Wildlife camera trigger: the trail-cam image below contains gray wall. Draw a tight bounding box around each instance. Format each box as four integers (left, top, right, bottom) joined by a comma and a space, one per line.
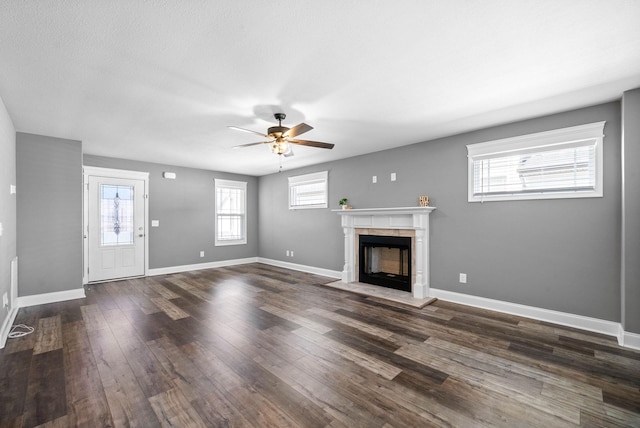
83, 156, 258, 269
0, 96, 16, 324
622, 89, 640, 334
259, 102, 622, 322
17, 133, 83, 297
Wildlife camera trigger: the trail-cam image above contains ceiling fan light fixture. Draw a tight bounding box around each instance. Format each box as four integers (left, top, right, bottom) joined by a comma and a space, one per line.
271, 140, 289, 155
230, 112, 334, 156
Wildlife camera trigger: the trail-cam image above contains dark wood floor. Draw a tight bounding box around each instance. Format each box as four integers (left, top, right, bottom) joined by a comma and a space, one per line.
1, 263, 639, 427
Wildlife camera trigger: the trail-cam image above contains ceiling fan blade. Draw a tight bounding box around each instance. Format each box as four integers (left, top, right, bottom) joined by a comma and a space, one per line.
288, 139, 335, 149
232, 141, 270, 148
228, 126, 268, 138
285, 123, 313, 138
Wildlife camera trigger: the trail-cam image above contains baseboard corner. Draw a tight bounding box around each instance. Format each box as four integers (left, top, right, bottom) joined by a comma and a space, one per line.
0, 306, 20, 349
620, 328, 640, 350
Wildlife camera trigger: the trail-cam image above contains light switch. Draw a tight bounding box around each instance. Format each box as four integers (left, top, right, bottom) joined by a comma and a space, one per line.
9, 185, 16, 194
151, 220, 159, 227
372, 175, 377, 183
390, 172, 397, 181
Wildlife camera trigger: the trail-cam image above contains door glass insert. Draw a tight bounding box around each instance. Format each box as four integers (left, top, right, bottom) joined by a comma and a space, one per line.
100, 184, 134, 246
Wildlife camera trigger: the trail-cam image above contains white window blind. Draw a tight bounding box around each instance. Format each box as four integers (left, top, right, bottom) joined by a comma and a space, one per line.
215, 179, 247, 245
288, 171, 328, 209
467, 121, 605, 202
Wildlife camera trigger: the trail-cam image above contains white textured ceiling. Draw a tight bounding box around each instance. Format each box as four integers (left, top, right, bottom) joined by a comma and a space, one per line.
1, 1, 639, 176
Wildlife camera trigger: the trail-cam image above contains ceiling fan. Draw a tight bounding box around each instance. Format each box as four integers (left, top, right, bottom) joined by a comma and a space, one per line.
229, 113, 334, 157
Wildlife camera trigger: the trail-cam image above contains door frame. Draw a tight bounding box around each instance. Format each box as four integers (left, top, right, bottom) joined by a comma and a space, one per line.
83, 166, 150, 284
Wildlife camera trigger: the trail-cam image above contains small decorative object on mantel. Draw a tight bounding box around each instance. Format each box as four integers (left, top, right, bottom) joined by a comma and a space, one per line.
418, 195, 430, 207
339, 198, 351, 210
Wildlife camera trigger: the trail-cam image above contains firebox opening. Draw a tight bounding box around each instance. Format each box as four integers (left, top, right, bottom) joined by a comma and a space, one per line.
359, 235, 411, 292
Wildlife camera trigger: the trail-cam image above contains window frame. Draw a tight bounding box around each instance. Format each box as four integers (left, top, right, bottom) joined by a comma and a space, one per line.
466, 121, 605, 202
214, 178, 247, 246
288, 170, 329, 210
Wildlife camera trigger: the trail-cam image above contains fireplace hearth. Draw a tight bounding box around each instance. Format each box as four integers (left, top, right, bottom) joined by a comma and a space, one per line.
359, 235, 411, 292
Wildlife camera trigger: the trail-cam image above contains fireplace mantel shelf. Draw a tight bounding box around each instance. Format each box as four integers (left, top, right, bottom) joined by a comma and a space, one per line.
333, 206, 435, 216
335, 206, 436, 299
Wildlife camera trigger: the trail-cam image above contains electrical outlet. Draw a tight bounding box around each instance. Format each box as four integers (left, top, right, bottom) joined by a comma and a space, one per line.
200, 251, 205, 257
372, 175, 377, 183
290, 251, 294, 257
459, 273, 467, 284
390, 172, 397, 181
286, 250, 290, 257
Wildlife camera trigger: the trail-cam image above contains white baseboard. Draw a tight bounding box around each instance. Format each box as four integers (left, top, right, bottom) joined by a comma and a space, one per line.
620, 328, 640, 350
257, 258, 342, 279
16, 288, 86, 308
148, 257, 259, 276
0, 306, 19, 349
430, 288, 626, 343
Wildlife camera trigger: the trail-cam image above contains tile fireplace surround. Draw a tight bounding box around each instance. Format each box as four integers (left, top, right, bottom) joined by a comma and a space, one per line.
335, 207, 436, 299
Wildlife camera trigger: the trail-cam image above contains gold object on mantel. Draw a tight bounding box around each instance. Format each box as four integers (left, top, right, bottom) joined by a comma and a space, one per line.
418, 195, 430, 207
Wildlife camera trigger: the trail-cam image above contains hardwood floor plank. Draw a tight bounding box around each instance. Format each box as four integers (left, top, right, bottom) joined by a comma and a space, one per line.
33, 315, 62, 355
260, 303, 332, 334
34, 414, 70, 428
2, 263, 639, 427
190, 392, 255, 428
293, 350, 455, 427
307, 306, 396, 339
182, 314, 337, 428
602, 403, 640, 426
147, 279, 181, 299
176, 338, 303, 427
22, 349, 67, 427
62, 320, 113, 427
150, 296, 190, 320
334, 307, 432, 342
579, 409, 635, 428
107, 312, 176, 399
293, 327, 402, 381
0, 349, 32, 421
179, 340, 270, 415
253, 352, 389, 427
148, 387, 208, 428
324, 327, 449, 385
145, 336, 220, 403
396, 341, 582, 425
165, 277, 214, 302
80, 304, 109, 333
88, 325, 159, 426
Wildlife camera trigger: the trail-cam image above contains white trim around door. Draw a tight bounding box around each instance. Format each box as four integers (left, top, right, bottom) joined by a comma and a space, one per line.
83, 166, 150, 284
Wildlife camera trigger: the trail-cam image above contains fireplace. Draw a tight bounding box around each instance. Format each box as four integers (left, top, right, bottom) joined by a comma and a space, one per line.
359, 235, 411, 291
335, 207, 435, 299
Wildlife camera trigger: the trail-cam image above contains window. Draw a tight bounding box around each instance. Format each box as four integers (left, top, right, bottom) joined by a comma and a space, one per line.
215, 179, 247, 246
100, 184, 134, 246
467, 121, 605, 202
288, 171, 328, 209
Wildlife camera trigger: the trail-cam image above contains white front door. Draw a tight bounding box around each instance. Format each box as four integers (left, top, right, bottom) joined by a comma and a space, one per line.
86, 174, 146, 282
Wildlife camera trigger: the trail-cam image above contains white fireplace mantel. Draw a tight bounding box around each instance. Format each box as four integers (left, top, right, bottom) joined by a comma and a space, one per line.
334, 206, 436, 299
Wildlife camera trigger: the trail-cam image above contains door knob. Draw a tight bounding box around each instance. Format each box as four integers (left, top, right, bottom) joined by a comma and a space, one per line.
138, 234, 144, 237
